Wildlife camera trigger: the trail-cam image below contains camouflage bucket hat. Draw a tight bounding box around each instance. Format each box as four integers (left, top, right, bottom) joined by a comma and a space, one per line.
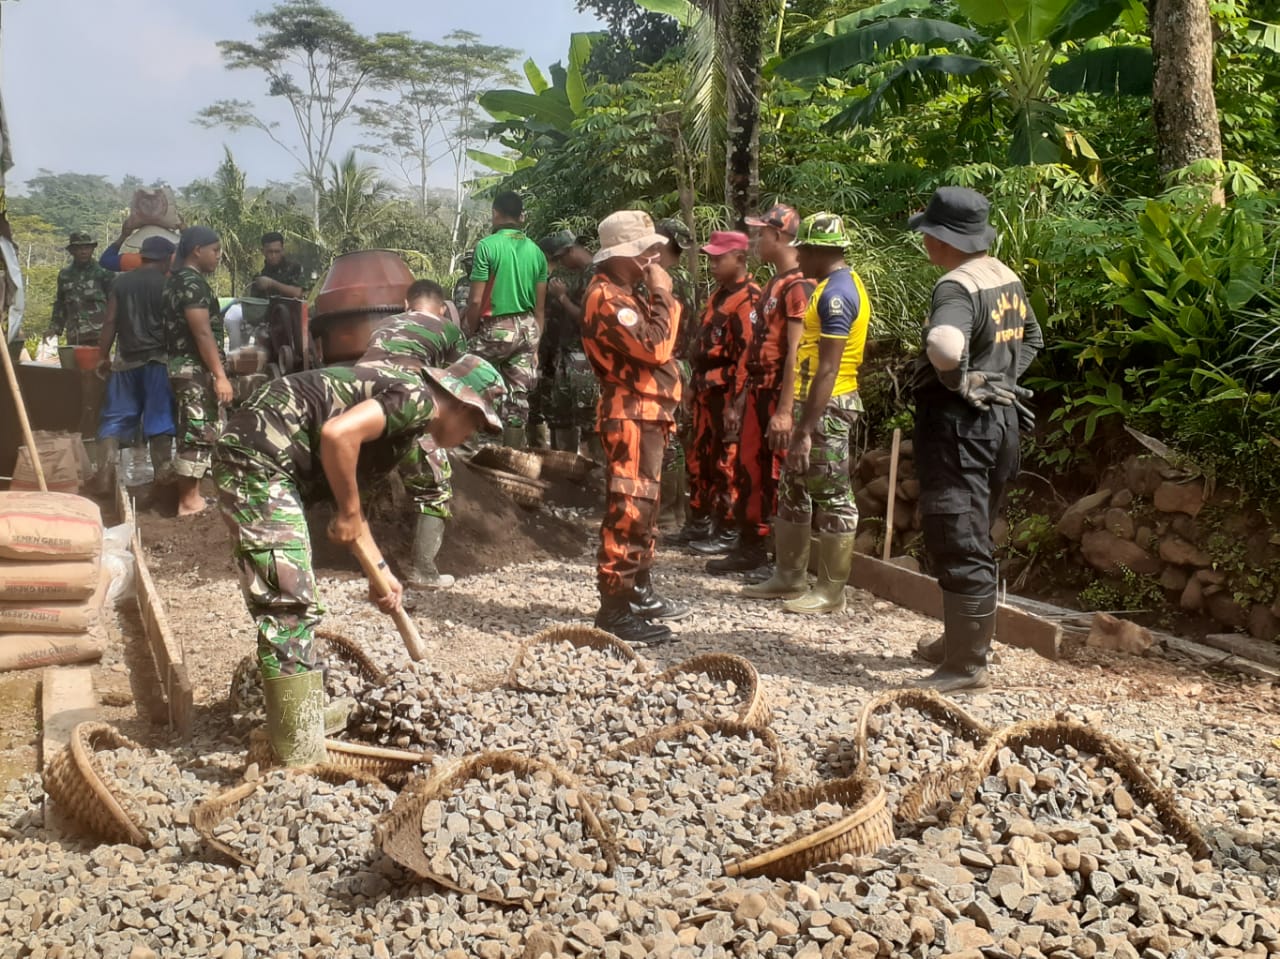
656, 218, 694, 251
66, 231, 96, 249
425, 354, 506, 433
791, 212, 850, 249
538, 229, 577, 260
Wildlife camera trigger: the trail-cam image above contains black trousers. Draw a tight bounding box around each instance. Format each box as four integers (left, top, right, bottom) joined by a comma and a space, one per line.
914, 398, 1019, 596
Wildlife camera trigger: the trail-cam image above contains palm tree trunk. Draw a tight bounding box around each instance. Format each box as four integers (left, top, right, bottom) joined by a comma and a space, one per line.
724, 0, 768, 227
1150, 0, 1222, 185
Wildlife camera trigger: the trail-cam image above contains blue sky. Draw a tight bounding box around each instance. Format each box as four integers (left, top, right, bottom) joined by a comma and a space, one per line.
1, 0, 602, 193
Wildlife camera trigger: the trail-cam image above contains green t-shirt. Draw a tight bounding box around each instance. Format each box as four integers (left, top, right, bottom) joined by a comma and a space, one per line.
470, 227, 548, 318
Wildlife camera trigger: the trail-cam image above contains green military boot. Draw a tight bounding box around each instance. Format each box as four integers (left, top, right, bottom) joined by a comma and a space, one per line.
783, 530, 855, 615
742, 519, 811, 600
262, 669, 327, 767
502, 424, 528, 449
406, 514, 455, 589
528, 422, 550, 449
552, 428, 580, 453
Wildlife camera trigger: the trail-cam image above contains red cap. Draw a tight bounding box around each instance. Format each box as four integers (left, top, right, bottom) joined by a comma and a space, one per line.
701, 231, 749, 256
745, 203, 801, 236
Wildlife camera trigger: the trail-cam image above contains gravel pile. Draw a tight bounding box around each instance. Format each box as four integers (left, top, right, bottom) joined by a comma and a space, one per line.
93, 747, 213, 853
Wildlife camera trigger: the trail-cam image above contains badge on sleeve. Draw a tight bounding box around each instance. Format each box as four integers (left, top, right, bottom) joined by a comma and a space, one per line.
617, 307, 639, 327
828, 295, 846, 316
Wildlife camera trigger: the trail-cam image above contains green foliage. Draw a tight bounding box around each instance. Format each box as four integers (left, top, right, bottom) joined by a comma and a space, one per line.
1078, 566, 1165, 611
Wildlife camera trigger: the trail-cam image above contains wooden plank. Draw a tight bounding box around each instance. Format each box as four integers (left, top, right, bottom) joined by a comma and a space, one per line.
40, 666, 97, 833
849, 553, 1061, 660
1199, 632, 1280, 670
1162, 635, 1280, 682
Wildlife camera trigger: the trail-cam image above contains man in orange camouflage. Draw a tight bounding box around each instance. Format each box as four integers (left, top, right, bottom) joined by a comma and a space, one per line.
683, 231, 762, 557
709, 204, 815, 575
581, 211, 691, 646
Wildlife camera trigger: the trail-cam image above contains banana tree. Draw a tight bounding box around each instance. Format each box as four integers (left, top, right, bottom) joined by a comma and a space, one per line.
776, 0, 1152, 166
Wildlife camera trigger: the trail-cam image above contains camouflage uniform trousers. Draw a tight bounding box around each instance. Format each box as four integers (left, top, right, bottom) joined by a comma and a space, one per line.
549, 349, 600, 432
776, 392, 863, 534
598, 419, 671, 598
662, 358, 692, 483
213, 458, 321, 678
168, 356, 222, 479
397, 438, 453, 519
471, 313, 540, 428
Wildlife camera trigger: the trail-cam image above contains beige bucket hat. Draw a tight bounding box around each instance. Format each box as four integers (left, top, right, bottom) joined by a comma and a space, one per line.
592, 210, 667, 265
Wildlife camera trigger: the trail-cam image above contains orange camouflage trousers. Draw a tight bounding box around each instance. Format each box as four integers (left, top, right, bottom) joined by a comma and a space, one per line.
688, 386, 738, 523
598, 418, 671, 598
734, 385, 783, 539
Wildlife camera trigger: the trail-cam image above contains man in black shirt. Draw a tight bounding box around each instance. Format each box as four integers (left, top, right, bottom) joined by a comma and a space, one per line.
908, 187, 1043, 692
250, 232, 308, 298
93, 236, 178, 492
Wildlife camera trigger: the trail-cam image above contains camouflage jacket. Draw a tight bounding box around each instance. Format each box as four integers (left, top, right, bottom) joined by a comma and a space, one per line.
52, 261, 114, 343
359, 311, 468, 376
256, 257, 309, 296
163, 267, 225, 369
452, 277, 472, 318
668, 266, 699, 361
216, 365, 437, 502
543, 266, 592, 366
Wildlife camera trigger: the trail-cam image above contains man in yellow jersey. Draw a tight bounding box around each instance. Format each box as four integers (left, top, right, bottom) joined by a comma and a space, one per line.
743, 213, 870, 614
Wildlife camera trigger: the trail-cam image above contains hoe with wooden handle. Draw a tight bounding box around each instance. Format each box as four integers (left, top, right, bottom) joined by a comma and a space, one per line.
350, 529, 427, 662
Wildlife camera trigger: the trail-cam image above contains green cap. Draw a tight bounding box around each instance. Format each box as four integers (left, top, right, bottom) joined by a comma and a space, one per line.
425, 354, 506, 433
791, 212, 849, 249
67, 231, 96, 249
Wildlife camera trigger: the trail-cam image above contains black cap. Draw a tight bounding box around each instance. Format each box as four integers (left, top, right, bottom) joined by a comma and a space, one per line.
908, 187, 997, 254
140, 236, 176, 261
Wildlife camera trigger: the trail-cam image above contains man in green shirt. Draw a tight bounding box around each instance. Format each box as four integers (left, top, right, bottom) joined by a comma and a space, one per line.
463, 191, 548, 448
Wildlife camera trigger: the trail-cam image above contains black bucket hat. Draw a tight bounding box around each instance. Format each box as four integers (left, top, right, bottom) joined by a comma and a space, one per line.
908, 187, 997, 254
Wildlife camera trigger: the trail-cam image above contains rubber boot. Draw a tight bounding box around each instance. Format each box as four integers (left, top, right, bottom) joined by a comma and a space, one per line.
583, 431, 605, 464
667, 512, 712, 547
917, 591, 996, 693
630, 569, 692, 621
595, 593, 674, 647
262, 669, 327, 767
707, 529, 768, 575
657, 470, 681, 531
742, 519, 810, 599
502, 424, 528, 450
784, 531, 855, 615
916, 633, 946, 664
90, 436, 120, 496
528, 422, 550, 450
325, 698, 356, 735
149, 435, 175, 486
406, 514, 455, 589
552, 428, 580, 453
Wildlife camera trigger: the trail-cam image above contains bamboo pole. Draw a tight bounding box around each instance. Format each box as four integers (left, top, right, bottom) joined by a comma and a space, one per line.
881, 428, 902, 562
1, 331, 46, 492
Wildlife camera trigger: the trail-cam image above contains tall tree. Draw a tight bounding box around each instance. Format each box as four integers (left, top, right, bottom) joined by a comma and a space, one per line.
1149, 0, 1223, 181
577, 0, 684, 78
317, 150, 396, 254
194, 0, 399, 230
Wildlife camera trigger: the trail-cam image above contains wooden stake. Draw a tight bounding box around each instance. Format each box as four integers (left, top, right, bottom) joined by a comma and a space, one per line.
350, 531, 427, 662
881, 428, 901, 562
0, 335, 46, 492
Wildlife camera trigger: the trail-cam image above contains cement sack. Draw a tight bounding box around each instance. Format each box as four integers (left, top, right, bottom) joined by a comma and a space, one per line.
0, 565, 105, 633
0, 492, 102, 560
0, 559, 100, 601
0, 632, 102, 672
12, 431, 91, 493
129, 187, 182, 231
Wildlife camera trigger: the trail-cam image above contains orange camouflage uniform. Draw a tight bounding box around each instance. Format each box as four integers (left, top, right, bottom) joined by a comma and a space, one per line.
734, 268, 814, 538
582, 272, 683, 597
688, 276, 761, 526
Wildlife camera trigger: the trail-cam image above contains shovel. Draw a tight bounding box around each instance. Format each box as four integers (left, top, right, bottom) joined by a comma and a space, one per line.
350, 529, 427, 662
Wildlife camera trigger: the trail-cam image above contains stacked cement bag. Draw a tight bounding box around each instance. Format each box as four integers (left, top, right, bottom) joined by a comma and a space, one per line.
0, 492, 106, 672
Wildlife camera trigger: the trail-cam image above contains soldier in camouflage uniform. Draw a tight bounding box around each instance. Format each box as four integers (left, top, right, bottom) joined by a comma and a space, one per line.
655, 219, 697, 531
163, 227, 232, 517
52, 232, 115, 346
539, 230, 601, 456
359, 279, 467, 590
744, 214, 871, 615
249, 231, 310, 298
451, 251, 475, 320
213, 355, 504, 765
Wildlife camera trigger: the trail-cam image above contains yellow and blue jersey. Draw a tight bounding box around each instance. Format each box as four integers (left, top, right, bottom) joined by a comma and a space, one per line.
794, 267, 871, 401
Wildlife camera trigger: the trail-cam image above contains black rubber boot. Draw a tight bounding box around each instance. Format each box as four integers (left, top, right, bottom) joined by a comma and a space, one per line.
595, 593, 674, 647
667, 513, 712, 546
630, 569, 692, 621
917, 591, 996, 693
915, 633, 945, 664
706, 530, 768, 575
689, 519, 739, 555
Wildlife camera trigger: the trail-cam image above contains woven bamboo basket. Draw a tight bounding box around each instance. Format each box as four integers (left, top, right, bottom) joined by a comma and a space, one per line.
192, 764, 385, 866
640, 653, 770, 728
527, 448, 594, 483
895, 759, 972, 826
43, 722, 151, 847
724, 776, 893, 881
466, 463, 551, 507
853, 688, 990, 777
315, 628, 389, 685
376, 751, 619, 903
944, 718, 1211, 860
468, 446, 544, 480
606, 718, 792, 788
505, 624, 643, 691
246, 728, 431, 780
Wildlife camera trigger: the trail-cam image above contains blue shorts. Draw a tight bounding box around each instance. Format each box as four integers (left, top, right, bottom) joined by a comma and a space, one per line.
98, 363, 176, 441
